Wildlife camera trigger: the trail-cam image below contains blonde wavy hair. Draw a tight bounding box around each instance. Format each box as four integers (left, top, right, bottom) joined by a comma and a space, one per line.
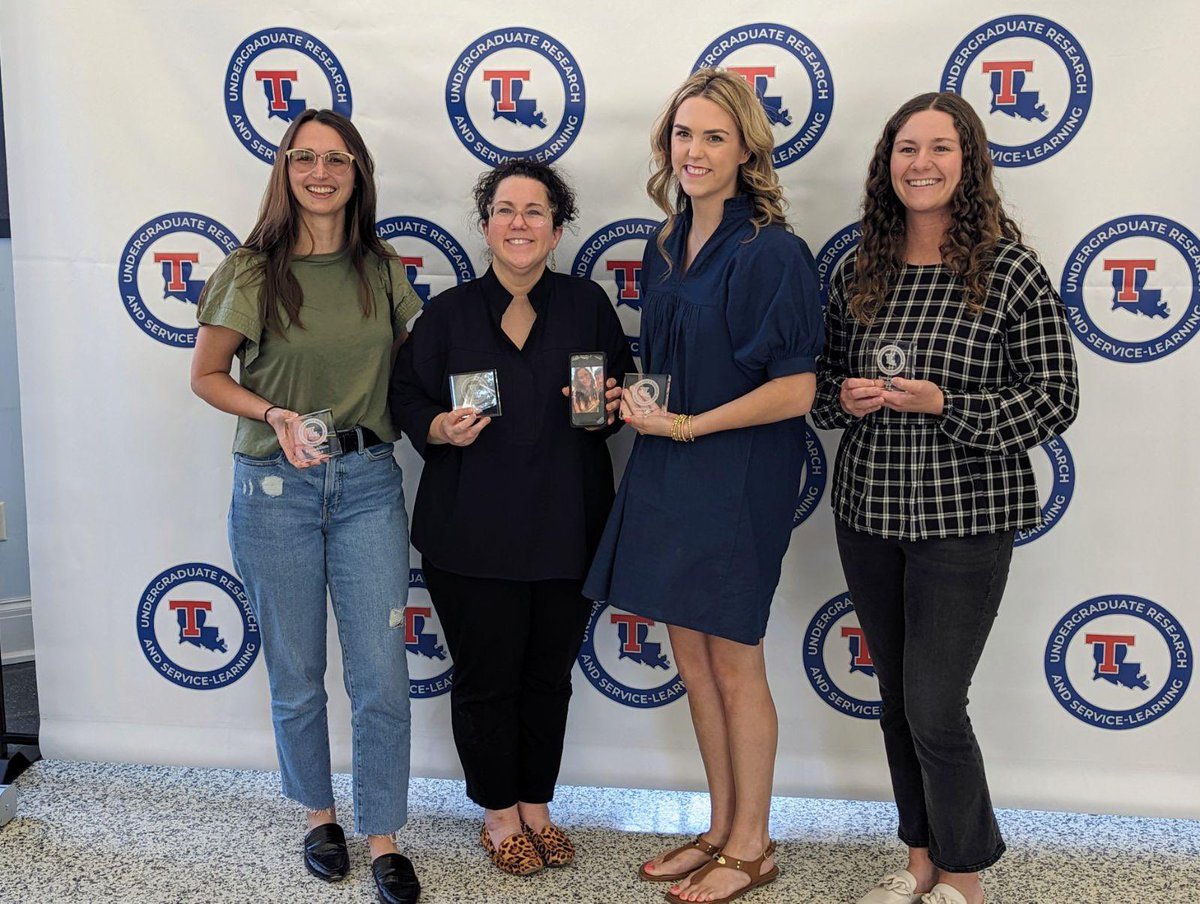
647, 69, 789, 271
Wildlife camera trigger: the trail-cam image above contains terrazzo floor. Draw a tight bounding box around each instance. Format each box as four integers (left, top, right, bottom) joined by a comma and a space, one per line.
0, 760, 1196, 903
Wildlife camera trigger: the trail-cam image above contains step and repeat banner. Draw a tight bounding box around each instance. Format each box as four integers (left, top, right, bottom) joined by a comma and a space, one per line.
3, 2, 1197, 818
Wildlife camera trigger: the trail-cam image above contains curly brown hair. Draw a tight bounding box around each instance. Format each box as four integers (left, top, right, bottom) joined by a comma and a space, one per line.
647, 69, 789, 273
849, 92, 1023, 325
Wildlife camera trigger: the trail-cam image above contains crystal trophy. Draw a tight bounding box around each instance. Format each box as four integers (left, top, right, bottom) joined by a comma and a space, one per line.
875, 340, 914, 390
622, 373, 671, 417
449, 369, 502, 417
289, 408, 340, 462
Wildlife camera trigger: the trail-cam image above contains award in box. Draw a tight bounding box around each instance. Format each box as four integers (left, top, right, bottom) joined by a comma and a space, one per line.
569, 352, 607, 427
449, 369, 502, 417
622, 373, 671, 417
290, 408, 340, 462
875, 340, 914, 391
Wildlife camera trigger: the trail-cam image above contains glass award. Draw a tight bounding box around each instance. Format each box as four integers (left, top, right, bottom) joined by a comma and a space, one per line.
449, 369, 502, 417
569, 352, 607, 428
290, 408, 340, 462
622, 372, 671, 417
875, 340, 914, 391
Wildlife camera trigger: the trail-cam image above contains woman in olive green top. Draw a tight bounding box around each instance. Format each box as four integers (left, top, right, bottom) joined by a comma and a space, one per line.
191, 109, 421, 904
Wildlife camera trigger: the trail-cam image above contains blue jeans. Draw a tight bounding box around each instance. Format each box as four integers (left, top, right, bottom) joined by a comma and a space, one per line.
835, 520, 1014, 873
229, 442, 411, 835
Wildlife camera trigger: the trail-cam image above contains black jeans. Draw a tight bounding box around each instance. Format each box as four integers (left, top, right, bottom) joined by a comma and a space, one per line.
422, 559, 593, 811
834, 521, 1015, 873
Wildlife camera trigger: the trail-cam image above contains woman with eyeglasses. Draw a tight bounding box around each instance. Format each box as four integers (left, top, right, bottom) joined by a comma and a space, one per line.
191, 109, 422, 904
389, 159, 634, 876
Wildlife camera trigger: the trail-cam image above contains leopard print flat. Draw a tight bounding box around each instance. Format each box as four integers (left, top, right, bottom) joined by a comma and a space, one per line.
479, 823, 544, 876
522, 821, 575, 867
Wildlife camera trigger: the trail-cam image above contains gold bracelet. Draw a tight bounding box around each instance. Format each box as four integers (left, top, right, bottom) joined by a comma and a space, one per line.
671, 413, 686, 442
685, 414, 696, 442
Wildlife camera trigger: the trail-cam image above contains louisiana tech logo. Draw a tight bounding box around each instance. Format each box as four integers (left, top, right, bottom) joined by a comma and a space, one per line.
793, 424, 827, 530
1061, 215, 1200, 363
941, 15, 1092, 167
119, 212, 239, 347
1045, 595, 1191, 729
377, 216, 476, 306
225, 27, 352, 164
572, 218, 657, 356
137, 563, 259, 690
446, 27, 585, 165
1015, 436, 1074, 547
815, 222, 861, 306
803, 592, 881, 719
694, 24, 834, 167
405, 569, 453, 699
577, 602, 685, 708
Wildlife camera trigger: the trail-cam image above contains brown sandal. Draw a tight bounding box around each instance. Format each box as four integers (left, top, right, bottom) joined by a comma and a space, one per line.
522, 820, 575, 867
664, 840, 778, 904
479, 823, 544, 876
638, 835, 721, 882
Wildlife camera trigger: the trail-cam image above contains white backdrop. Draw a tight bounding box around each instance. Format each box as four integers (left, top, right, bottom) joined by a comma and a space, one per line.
3, 1, 1198, 819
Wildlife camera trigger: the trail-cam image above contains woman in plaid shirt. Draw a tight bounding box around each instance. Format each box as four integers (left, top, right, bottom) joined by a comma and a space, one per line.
812, 93, 1079, 904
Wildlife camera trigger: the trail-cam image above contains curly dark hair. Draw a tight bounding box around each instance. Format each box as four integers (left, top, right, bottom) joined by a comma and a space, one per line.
849, 92, 1024, 325
472, 160, 578, 229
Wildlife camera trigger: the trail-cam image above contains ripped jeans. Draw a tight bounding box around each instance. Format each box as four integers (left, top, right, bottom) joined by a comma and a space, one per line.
229, 442, 411, 835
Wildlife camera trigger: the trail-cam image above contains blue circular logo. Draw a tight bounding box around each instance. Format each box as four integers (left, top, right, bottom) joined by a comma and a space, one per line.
225, 27, 353, 164
577, 602, 686, 708
1045, 595, 1191, 730
376, 216, 476, 308
694, 23, 834, 167
136, 563, 260, 689
815, 222, 861, 306
404, 569, 454, 699
1060, 215, 1200, 363
119, 212, 240, 348
572, 218, 657, 361
802, 592, 881, 720
445, 27, 585, 165
941, 15, 1093, 167
1015, 436, 1075, 547
793, 424, 827, 530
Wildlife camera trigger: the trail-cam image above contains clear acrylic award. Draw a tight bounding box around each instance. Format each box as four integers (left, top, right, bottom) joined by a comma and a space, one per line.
289, 408, 340, 462
875, 340, 914, 391
449, 369, 502, 417
622, 373, 671, 417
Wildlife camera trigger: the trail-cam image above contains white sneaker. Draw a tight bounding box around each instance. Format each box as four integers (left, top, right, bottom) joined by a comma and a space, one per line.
920, 884, 969, 904
856, 869, 921, 904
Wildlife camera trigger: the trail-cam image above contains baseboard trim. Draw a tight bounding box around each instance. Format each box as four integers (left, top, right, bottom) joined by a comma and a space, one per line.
0, 596, 33, 664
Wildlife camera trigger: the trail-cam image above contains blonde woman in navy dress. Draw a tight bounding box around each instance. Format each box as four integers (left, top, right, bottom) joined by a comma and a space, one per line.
585, 69, 824, 904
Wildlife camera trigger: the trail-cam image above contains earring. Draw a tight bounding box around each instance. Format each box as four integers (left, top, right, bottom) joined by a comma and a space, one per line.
549, 250, 557, 271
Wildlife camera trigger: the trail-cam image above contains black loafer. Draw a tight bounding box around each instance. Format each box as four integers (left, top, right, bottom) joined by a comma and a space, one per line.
303, 823, 350, 882
372, 852, 421, 904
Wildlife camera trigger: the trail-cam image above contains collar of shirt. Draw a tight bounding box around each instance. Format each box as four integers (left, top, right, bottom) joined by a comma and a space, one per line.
669, 194, 755, 274
480, 265, 553, 328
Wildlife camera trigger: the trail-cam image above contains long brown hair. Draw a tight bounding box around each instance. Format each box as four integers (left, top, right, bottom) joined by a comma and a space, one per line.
215, 109, 395, 337
849, 92, 1023, 325
647, 69, 789, 272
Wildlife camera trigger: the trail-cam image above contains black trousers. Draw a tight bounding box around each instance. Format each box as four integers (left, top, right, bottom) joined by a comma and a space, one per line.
834, 521, 1015, 873
422, 559, 593, 810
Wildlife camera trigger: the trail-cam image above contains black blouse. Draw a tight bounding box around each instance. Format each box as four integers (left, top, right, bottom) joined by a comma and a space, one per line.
389, 267, 634, 582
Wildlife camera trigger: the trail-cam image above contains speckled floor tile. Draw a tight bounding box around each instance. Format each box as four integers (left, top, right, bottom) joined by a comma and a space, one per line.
0, 761, 1195, 903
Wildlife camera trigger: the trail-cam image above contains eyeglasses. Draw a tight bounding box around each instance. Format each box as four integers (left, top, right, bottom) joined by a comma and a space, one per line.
488, 205, 551, 227
284, 148, 356, 174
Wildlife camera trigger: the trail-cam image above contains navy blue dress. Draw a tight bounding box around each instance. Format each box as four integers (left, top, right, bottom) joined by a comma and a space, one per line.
583, 195, 824, 644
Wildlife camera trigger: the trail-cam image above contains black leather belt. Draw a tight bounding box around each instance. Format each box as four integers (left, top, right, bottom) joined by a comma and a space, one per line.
335, 426, 385, 453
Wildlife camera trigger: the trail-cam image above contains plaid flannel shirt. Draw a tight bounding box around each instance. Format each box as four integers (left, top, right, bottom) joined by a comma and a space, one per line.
812, 239, 1080, 540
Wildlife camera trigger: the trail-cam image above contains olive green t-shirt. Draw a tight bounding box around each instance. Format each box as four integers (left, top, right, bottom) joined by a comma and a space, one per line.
197, 248, 423, 456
